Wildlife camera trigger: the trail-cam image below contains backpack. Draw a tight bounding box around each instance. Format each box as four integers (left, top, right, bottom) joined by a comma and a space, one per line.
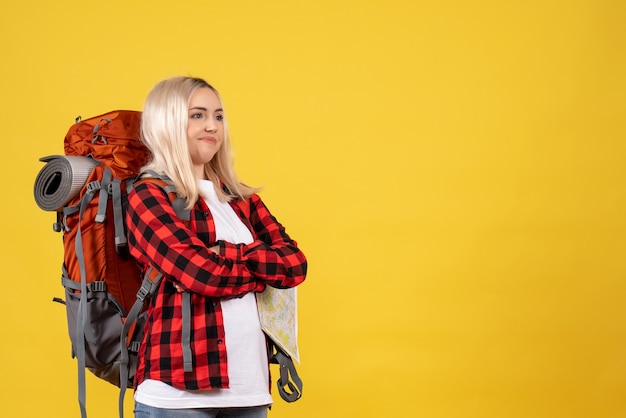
34, 110, 302, 418
34, 110, 155, 418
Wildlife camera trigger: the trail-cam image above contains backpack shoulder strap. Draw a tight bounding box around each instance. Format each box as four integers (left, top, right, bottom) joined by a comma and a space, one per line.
135, 171, 190, 221
119, 267, 164, 417
118, 172, 191, 418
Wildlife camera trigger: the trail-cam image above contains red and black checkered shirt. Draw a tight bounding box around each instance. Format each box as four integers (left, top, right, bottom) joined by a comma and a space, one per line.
126, 181, 307, 390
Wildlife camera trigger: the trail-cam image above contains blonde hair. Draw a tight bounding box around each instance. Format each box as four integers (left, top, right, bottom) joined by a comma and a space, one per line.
140, 76, 259, 208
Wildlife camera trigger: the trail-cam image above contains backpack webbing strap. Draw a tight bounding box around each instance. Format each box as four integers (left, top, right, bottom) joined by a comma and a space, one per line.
74, 180, 101, 418
62, 274, 107, 294
118, 267, 164, 418
140, 171, 191, 222
95, 168, 112, 223
111, 176, 127, 251
126, 177, 136, 194
182, 292, 193, 372
61, 267, 79, 290
271, 341, 303, 402
92, 117, 113, 143
141, 173, 193, 372
62, 205, 79, 231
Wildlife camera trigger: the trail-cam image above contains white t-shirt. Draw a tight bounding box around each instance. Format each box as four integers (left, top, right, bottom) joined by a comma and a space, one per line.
134, 179, 272, 408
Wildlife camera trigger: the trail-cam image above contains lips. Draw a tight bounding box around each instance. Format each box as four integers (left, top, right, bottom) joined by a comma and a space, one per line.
200, 136, 217, 144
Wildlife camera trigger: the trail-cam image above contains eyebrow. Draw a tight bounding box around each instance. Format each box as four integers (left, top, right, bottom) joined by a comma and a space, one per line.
188, 107, 224, 112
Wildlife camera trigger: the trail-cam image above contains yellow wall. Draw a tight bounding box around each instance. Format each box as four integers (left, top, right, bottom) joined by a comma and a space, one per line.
1, 0, 625, 417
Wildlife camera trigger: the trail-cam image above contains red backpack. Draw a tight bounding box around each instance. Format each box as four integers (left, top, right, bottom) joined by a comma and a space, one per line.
34, 111, 159, 418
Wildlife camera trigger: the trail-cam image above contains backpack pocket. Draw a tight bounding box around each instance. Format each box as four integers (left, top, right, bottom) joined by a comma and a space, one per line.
64, 285, 124, 371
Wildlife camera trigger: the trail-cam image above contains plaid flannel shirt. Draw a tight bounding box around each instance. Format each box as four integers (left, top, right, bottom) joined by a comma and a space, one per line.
126, 181, 307, 390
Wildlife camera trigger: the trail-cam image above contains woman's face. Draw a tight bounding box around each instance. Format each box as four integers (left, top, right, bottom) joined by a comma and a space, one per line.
186, 87, 224, 178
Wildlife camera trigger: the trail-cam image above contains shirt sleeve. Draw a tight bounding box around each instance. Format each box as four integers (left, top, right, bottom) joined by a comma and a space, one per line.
220, 193, 308, 289
126, 182, 261, 298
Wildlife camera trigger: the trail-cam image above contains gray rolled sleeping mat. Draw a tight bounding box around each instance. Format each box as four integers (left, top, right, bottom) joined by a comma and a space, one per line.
34, 155, 97, 212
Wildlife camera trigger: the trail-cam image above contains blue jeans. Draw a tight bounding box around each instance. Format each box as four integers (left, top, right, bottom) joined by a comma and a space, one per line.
134, 402, 269, 418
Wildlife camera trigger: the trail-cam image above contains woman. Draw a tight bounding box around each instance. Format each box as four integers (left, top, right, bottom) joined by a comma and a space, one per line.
126, 76, 307, 417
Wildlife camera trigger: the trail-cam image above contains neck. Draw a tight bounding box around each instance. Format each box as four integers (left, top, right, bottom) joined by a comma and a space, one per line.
194, 165, 207, 180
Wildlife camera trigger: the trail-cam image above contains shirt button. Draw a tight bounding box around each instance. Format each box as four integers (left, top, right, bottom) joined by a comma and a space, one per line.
217, 339, 223, 344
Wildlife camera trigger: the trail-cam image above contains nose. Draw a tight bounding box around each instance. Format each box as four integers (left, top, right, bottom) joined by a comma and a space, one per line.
204, 117, 217, 132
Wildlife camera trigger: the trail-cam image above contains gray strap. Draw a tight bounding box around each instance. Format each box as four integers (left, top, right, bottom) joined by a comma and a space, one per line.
95, 168, 112, 223
141, 171, 193, 372
140, 171, 190, 222
172, 197, 190, 221
60, 208, 76, 234
62, 276, 107, 294
62, 204, 81, 232
142, 169, 161, 179
63, 264, 107, 294
111, 177, 127, 250
63, 205, 80, 217
126, 177, 135, 194
119, 267, 164, 418
273, 343, 303, 402
74, 181, 101, 418
182, 292, 193, 372
61, 266, 80, 291
92, 118, 112, 144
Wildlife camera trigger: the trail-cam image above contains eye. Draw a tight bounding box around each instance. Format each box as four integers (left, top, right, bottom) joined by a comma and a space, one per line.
190, 112, 203, 119
215, 114, 224, 122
